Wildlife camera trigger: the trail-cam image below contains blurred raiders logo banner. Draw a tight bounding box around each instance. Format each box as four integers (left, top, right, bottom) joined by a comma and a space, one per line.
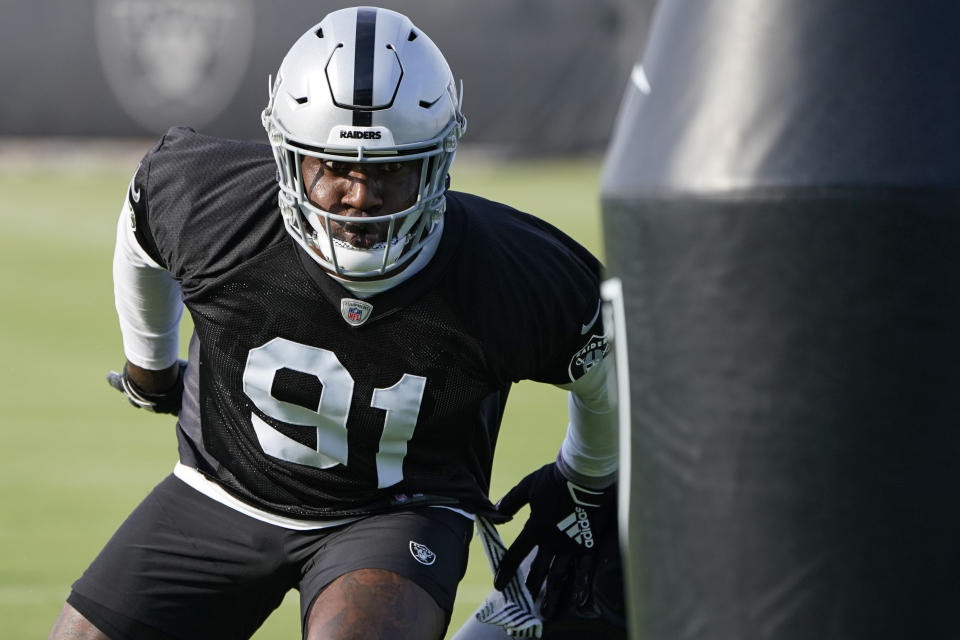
95, 0, 254, 133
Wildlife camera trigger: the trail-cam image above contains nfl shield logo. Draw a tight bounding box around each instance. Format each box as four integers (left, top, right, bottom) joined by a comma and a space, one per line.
409, 541, 436, 566
340, 298, 373, 327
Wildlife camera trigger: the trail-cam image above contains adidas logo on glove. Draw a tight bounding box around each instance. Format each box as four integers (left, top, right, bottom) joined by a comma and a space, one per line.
554, 479, 604, 548
556, 506, 595, 548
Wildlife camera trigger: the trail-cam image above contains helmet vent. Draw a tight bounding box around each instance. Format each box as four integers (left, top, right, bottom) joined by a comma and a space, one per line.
419, 95, 441, 109
408, 30, 417, 41
315, 27, 324, 38
294, 96, 309, 105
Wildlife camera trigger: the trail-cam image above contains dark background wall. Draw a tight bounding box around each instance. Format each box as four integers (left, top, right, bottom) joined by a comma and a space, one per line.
2, 0, 654, 155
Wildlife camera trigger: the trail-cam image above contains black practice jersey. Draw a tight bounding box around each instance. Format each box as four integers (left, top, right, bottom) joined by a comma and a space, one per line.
127, 127, 606, 520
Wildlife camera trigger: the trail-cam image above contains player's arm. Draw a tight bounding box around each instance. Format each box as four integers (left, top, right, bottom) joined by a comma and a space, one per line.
123, 361, 181, 393
493, 354, 617, 591
465, 356, 619, 638
555, 355, 618, 487
109, 184, 186, 414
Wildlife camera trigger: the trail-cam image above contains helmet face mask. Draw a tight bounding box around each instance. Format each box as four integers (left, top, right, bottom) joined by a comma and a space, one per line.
262, 7, 465, 280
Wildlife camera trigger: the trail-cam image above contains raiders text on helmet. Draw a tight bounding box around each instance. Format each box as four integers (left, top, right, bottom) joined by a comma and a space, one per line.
261, 6, 466, 279
340, 130, 383, 139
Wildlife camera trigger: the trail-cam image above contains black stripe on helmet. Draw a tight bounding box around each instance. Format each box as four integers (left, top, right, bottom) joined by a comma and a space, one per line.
352, 7, 376, 126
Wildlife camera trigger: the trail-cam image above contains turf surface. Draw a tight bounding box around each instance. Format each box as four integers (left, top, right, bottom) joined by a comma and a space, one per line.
0, 150, 604, 639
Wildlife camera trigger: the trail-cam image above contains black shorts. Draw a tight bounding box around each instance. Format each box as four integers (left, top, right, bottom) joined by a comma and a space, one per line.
68, 474, 473, 640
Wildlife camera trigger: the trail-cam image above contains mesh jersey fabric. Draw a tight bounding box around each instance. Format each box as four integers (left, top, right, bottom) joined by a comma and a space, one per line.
127, 126, 605, 520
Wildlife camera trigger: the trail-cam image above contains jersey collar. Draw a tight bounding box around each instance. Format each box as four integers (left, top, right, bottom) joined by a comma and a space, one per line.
294, 193, 465, 326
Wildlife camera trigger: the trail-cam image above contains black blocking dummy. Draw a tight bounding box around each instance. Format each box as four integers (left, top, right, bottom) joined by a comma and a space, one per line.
601, 1, 960, 638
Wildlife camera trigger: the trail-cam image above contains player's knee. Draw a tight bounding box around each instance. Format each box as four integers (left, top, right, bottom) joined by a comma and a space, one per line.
48, 603, 112, 640
306, 569, 447, 640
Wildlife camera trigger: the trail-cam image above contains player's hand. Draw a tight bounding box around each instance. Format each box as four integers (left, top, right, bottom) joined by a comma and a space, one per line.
533, 523, 627, 632
493, 462, 615, 592
106, 360, 187, 416
537, 552, 597, 620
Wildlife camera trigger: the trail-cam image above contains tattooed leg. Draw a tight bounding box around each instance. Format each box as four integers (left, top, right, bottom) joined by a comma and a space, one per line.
48, 604, 111, 640
305, 569, 447, 640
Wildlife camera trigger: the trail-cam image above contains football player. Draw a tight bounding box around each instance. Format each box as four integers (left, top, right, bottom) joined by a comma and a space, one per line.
49, 6, 616, 640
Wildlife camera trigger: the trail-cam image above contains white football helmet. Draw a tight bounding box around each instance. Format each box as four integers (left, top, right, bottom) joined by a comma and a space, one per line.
262, 6, 466, 279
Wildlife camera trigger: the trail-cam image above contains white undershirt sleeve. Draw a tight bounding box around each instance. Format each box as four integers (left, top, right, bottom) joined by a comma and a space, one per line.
112, 200, 183, 370
554, 355, 618, 489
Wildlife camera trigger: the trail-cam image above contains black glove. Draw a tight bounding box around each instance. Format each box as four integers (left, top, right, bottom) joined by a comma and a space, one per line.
535, 524, 627, 637
106, 361, 187, 416
493, 462, 615, 592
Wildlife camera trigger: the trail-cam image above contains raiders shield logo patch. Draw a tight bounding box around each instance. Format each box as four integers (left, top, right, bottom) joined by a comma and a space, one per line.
409, 541, 436, 566
340, 298, 373, 327
568, 334, 610, 381
94, 0, 254, 132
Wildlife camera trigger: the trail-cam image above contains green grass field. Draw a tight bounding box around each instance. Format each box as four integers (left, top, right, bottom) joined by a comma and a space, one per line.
0, 150, 604, 639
